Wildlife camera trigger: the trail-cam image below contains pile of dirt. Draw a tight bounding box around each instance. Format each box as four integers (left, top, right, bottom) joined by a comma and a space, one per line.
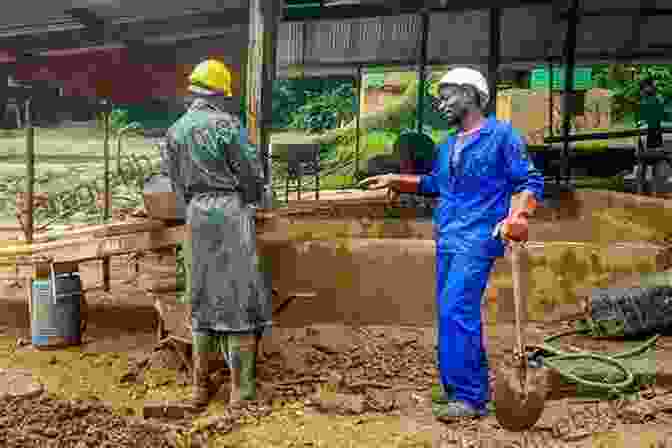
257, 325, 436, 400
127, 325, 436, 417
0, 393, 173, 447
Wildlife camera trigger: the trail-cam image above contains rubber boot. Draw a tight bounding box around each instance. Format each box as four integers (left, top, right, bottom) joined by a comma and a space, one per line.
228, 334, 258, 405
190, 351, 217, 408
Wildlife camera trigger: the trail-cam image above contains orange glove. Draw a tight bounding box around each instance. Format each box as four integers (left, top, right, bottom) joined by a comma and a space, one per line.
500, 209, 530, 242
498, 193, 538, 242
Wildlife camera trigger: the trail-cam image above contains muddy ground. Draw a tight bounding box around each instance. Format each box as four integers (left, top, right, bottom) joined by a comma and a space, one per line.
1, 242, 672, 446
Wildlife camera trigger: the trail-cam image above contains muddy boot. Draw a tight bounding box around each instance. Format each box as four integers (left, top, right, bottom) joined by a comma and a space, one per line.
228, 334, 258, 405
433, 400, 489, 422
189, 350, 216, 409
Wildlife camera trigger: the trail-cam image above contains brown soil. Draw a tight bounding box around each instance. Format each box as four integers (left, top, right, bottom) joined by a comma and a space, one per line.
0, 392, 173, 447
2, 231, 672, 446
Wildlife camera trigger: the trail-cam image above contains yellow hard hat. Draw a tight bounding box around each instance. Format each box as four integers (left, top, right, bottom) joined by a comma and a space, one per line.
188, 59, 233, 96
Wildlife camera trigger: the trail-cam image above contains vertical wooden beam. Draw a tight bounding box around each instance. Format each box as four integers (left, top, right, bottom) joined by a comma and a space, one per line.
24, 96, 34, 244
560, 0, 579, 185
487, 8, 501, 117
549, 60, 561, 185
548, 60, 554, 139
355, 65, 362, 180
103, 100, 111, 223
416, 9, 430, 132
102, 99, 111, 292
247, 0, 280, 209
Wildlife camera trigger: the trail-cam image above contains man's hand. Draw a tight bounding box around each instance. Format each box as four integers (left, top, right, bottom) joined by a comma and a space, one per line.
498, 209, 530, 242
357, 174, 396, 190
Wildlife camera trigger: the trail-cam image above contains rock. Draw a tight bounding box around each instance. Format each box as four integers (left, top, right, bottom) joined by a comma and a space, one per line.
620, 400, 657, 423
142, 401, 199, 419
364, 389, 398, 412
119, 370, 139, 384
0, 369, 44, 400
652, 394, 672, 413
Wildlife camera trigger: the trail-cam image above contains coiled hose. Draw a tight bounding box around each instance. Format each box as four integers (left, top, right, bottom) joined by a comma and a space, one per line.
531, 329, 659, 392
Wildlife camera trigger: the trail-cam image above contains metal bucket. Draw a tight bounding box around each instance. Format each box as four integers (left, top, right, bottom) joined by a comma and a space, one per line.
30, 267, 84, 349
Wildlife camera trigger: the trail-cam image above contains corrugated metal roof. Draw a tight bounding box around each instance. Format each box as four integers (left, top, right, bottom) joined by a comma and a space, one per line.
1, 1, 672, 81
276, 1, 672, 77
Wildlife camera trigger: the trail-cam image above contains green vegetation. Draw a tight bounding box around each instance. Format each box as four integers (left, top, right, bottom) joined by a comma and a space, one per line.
0, 127, 158, 226
592, 64, 672, 124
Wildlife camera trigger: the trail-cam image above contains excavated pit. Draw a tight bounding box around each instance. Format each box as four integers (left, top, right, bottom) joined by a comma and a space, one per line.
0, 188, 671, 445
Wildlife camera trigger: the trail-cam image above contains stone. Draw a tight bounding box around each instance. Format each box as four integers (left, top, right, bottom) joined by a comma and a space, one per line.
142, 401, 199, 419
0, 368, 44, 400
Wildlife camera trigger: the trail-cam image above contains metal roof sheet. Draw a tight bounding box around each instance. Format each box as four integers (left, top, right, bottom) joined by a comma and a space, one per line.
1, 1, 672, 80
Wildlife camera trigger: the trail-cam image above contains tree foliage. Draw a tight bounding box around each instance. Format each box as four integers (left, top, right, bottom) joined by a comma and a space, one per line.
271, 78, 355, 131
288, 83, 355, 133
592, 64, 672, 123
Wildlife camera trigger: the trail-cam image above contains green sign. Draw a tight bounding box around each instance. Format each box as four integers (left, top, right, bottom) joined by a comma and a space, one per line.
364, 73, 385, 88
530, 67, 593, 91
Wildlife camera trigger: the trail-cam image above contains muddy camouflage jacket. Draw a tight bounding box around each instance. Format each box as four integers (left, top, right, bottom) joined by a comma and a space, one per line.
161, 98, 264, 206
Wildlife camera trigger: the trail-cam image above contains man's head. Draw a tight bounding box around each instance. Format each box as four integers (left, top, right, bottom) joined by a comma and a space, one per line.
640, 78, 657, 97
189, 59, 234, 97
435, 67, 489, 127
187, 59, 237, 112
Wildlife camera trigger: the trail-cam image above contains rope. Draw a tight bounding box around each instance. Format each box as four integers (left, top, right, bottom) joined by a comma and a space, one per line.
531, 329, 659, 392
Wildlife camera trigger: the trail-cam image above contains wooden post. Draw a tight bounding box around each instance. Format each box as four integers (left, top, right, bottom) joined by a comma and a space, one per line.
102, 100, 111, 292
24, 97, 34, 244
548, 60, 554, 139
246, 0, 280, 209
416, 10, 430, 132
354, 66, 362, 180
487, 8, 501, 117
560, 0, 579, 185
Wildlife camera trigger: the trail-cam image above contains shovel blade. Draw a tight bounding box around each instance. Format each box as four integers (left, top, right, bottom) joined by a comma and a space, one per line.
493, 365, 548, 432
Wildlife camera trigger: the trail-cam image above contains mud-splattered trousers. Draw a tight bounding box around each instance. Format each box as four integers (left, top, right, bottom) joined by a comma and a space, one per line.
163, 98, 272, 403
418, 116, 544, 411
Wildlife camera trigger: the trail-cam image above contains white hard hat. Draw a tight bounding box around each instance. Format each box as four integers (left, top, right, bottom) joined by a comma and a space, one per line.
438, 67, 489, 107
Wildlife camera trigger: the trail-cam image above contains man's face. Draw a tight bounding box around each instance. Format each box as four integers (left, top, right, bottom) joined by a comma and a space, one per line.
435, 84, 478, 126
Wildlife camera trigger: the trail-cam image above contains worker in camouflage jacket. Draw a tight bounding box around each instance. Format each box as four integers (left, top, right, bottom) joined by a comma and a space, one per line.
161, 59, 272, 408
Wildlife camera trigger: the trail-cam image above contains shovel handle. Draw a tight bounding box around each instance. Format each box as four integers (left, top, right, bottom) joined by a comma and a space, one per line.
510, 241, 528, 361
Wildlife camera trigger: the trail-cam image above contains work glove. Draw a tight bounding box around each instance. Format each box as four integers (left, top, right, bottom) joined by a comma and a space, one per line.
497, 209, 530, 242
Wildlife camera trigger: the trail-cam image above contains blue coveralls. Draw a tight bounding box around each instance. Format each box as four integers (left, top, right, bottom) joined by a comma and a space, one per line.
418, 116, 544, 411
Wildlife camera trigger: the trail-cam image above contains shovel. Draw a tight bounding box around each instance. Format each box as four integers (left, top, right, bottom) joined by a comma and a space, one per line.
491, 225, 548, 432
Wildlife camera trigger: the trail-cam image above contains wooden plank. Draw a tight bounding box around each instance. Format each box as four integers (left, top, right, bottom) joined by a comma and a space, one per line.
0, 225, 185, 265
26, 219, 168, 243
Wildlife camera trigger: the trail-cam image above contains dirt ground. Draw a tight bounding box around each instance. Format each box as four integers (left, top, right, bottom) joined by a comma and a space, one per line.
1, 235, 672, 446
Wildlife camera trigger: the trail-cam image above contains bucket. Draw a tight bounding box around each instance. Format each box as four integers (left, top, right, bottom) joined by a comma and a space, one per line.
30, 265, 85, 349
143, 174, 186, 221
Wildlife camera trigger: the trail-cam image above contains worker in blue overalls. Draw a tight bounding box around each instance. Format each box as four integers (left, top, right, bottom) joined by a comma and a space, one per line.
359, 67, 544, 421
